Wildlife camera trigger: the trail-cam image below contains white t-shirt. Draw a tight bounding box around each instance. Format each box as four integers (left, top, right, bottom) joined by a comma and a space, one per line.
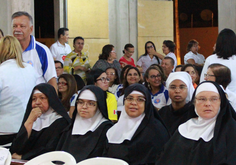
184, 51, 205, 65
226, 88, 236, 111
200, 54, 236, 93
166, 52, 177, 70
0, 59, 37, 133
50, 41, 72, 64
137, 55, 161, 73
23, 35, 57, 84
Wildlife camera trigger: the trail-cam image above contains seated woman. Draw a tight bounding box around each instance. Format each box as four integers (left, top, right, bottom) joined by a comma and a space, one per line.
0, 36, 37, 147
181, 64, 198, 88
119, 43, 136, 68
162, 40, 177, 70
157, 81, 236, 165
106, 67, 120, 94
184, 39, 205, 66
92, 44, 121, 77
58, 74, 77, 113
10, 83, 71, 160
117, 66, 142, 113
105, 83, 169, 165
87, 69, 118, 121
144, 65, 170, 110
204, 63, 236, 111
158, 72, 195, 135
56, 85, 113, 163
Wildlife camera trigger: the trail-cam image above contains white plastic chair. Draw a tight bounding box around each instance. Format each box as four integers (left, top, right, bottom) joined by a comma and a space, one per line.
77, 157, 129, 165
24, 151, 76, 165
0, 147, 11, 165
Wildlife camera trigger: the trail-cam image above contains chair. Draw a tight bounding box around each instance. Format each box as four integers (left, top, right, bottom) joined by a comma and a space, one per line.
24, 151, 76, 165
77, 157, 129, 165
0, 147, 11, 165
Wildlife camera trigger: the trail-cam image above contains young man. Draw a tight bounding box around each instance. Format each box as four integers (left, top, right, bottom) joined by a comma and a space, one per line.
50, 28, 72, 64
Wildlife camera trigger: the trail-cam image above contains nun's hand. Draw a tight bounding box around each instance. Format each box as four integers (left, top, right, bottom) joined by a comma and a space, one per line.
27, 107, 42, 123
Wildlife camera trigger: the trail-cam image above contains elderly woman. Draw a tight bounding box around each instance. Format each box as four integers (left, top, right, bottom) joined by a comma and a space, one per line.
105, 84, 169, 165
56, 85, 113, 163
0, 36, 36, 147
10, 83, 71, 160
158, 72, 195, 135
92, 44, 121, 77
157, 81, 236, 164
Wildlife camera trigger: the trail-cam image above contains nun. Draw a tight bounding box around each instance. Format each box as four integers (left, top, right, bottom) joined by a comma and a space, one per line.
105, 83, 169, 165
158, 72, 195, 135
56, 85, 113, 163
10, 83, 71, 160
157, 81, 236, 165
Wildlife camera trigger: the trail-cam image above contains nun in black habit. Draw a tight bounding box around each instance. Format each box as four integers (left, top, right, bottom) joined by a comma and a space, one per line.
104, 83, 169, 165
56, 85, 113, 163
10, 83, 71, 160
158, 72, 195, 135
157, 81, 236, 165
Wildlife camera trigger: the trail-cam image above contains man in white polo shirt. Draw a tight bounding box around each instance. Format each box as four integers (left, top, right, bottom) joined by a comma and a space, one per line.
12, 11, 57, 91
50, 28, 72, 64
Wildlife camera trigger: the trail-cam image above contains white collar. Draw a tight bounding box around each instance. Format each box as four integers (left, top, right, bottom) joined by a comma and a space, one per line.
72, 110, 107, 135
32, 108, 62, 131
106, 107, 145, 144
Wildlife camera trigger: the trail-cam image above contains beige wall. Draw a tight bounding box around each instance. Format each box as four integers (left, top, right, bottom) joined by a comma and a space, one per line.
67, 0, 110, 66
137, 0, 174, 57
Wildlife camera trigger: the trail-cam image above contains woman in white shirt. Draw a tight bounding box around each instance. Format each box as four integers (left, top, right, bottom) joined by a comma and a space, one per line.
162, 40, 177, 70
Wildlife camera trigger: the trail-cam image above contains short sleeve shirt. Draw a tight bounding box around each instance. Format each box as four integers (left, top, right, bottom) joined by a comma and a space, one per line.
184, 51, 205, 65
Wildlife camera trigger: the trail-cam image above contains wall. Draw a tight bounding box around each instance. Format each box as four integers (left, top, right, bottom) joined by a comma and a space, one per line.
179, 27, 218, 64
137, 0, 174, 57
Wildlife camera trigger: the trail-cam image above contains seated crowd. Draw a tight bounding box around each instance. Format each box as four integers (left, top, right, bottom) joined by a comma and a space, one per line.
2, 13, 236, 164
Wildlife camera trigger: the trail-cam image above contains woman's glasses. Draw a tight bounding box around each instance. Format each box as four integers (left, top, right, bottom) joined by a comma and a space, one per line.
146, 45, 154, 49
96, 77, 110, 83
57, 82, 68, 86
125, 97, 146, 104
77, 100, 97, 107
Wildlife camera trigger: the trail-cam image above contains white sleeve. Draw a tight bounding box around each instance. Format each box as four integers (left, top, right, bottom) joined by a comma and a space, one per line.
200, 56, 210, 82
136, 57, 143, 66
70, 93, 78, 106
50, 44, 57, 58
43, 46, 57, 82
184, 52, 193, 64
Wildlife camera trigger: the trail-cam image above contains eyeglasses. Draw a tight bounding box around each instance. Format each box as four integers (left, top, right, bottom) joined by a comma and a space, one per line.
204, 74, 215, 78
56, 67, 62, 69
169, 85, 187, 91
195, 97, 220, 104
77, 100, 97, 107
96, 77, 110, 83
150, 74, 161, 79
146, 45, 154, 49
57, 82, 68, 86
125, 97, 146, 104
106, 72, 115, 76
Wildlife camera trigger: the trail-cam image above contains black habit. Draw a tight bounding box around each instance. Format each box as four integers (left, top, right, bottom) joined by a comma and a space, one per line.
10, 83, 71, 160
104, 83, 170, 165
158, 102, 194, 135
157, 81, 236, 165
56, 85, 113, 163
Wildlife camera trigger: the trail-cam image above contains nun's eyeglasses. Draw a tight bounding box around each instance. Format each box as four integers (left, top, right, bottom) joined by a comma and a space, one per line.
125, 97, 146, 104
77, 100, 97, 107
96, 77, 110, 83
195, 97, 220, 104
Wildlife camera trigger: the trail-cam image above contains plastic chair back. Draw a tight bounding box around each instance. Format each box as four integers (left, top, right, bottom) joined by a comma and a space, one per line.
0, 147, 11, 165
77, 157, 129, 165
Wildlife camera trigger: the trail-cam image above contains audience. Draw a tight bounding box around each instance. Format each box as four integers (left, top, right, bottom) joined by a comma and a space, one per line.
64, 36, 90, 83
105, 84, 169, 165
137, 41, 163, 74
106, 67, 120, 94
200, 28, 236, 93
50, 28, 72, 64
56, 85, 113, 163
158, 72, 194, 135
175, 64, 183, 72
144, 65, 170, 110
92, 44, 121, 77
119, 43, 136, 68
0, 36, 37, 147
12, 11, 57, 91
157, 81, 236, 164
181, 64, 198, 88
162, 40, 177, 70
54, 60, 64, 78
10, 83, 70, 160
161, 56, 175, 78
